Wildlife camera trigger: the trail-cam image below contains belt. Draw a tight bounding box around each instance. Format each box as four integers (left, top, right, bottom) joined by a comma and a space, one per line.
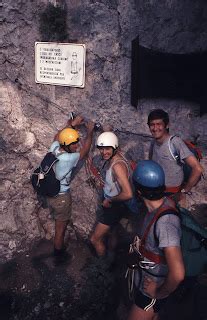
165, 185, 181, 194
56, 189, 70, 196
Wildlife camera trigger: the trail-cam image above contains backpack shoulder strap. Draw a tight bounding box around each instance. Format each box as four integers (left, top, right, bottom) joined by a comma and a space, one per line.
168, 135, 181, 163
141, 205, 178, 245
153, 208, 180, 243
40, 152, 59, 174
139, 204, 179, 264
149, 140, 155, 160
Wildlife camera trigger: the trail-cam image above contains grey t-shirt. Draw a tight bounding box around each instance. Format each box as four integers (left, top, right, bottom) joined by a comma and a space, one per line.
136, 198, 182, 297
150, 136, 193, 187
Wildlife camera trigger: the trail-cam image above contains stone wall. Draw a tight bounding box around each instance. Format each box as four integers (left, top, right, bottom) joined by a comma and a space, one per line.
1, 0, 207, 261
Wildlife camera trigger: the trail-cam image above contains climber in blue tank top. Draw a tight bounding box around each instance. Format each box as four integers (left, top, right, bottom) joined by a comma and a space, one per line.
47, 115, 95, 264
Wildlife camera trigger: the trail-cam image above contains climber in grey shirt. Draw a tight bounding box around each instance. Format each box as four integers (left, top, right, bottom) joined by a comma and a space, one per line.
147, 109, 203, 206
127, 160, 185, 320
149, 135, 192, 188
138, 196, 182, 297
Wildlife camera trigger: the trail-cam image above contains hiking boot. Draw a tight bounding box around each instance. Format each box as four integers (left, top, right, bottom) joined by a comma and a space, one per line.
85, 240, 99, 257
53, 248, 72, 266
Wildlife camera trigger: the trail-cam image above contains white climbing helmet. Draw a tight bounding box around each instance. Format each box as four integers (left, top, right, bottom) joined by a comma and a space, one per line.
96, 132, 119, 149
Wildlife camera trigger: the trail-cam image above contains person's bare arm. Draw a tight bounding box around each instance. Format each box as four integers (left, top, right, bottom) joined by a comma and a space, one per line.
79, 121, 95, 160
143, 246, 185, 299
109, 162, 133, 202
183, 155, 203, 192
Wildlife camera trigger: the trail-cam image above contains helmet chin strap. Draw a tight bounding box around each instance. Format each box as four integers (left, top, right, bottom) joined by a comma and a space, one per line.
111, 148, 118, 159
62, 144, 72, 153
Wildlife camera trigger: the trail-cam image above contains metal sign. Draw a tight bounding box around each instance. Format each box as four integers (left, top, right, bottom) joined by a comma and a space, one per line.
35, 42, 86, 88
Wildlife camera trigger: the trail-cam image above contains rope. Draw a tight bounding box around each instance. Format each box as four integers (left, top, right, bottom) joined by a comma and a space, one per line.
85, 156, 104, 191
115, 128, 152, 139
7, 78, 154, 140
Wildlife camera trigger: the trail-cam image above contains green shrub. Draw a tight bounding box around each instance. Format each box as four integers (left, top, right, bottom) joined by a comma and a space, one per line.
39, 3, 68, 42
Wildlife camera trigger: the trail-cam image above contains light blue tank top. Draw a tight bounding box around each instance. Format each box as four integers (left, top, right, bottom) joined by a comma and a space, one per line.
49, 141, 80, 193
103, 159, 129, 198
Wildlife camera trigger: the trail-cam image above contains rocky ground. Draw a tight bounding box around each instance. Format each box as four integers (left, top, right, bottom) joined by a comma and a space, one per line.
0, 237, 127, 320
0, 209, 207, 320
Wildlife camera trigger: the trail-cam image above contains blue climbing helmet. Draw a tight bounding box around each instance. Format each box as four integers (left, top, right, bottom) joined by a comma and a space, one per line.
132, 160, 165, 200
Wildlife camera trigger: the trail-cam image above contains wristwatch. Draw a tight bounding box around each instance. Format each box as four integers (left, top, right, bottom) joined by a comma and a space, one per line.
181, 189, 192, 195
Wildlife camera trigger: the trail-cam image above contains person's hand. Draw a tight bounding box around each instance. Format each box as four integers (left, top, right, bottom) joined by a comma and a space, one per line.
71, 115, 84, 127
86, 121, 95, 133
178, 193, 187, 208
172, 191, 187, 207
178, 192, 187, 208
86, 156, 92, 167
102, 198, 112, 208
102, 124, 113, 132
143, 276, 169, 299
143, 276, 158, 298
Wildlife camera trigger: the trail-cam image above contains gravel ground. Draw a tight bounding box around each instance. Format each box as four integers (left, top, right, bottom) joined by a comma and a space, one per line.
0, 238, 126, 320
0, 225, 207, 320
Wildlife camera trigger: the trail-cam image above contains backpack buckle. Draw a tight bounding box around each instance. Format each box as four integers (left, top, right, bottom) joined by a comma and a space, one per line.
139, 260, 157, 270
38, 173, 45, 180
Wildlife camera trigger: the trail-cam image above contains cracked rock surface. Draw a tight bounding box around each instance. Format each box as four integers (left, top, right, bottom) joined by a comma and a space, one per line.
1, 0, 207, 260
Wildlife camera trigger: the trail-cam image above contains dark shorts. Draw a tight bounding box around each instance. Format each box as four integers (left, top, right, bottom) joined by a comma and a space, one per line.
134, 290, 168, 313
98, 202, 131, 227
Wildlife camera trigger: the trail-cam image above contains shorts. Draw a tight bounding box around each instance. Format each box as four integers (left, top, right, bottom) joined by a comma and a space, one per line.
47, 192, 72, 222
98, 201, 131, 227
134, 290, 168, 313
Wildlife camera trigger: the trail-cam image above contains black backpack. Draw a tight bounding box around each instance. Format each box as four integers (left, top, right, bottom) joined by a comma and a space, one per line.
31, 152, 61, 197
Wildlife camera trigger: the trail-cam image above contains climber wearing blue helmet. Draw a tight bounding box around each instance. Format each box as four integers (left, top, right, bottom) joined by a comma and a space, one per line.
127, 160, 185, 320
132, 160, 165, 200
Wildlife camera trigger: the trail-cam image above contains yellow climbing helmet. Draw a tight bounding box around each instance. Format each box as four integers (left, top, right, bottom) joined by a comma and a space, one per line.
58, 128, 79, 146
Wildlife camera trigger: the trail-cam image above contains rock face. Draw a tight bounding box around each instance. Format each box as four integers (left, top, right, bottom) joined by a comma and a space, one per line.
1, 0, 207, 261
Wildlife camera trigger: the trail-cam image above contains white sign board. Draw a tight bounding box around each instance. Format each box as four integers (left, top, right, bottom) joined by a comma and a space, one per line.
35, 42, 86, 88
